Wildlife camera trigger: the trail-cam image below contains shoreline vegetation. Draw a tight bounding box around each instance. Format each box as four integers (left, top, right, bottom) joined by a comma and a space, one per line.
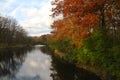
43, 0, 120, 80
48, 46, 119, 80
39, 29, 120, 80
39, 33, 120, 80
0, 44, 33, 49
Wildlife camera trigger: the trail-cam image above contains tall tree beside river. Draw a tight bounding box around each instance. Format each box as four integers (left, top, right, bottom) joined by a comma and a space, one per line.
48, 0, 120, 79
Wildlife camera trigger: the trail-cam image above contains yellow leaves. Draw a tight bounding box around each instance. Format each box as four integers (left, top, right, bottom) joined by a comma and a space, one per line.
70, 40, 84, 48
54, 49, 64, 58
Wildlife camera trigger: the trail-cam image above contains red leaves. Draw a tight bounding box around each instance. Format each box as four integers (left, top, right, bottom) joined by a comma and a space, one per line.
51, 0, 119, 42
81, 14, 99, 28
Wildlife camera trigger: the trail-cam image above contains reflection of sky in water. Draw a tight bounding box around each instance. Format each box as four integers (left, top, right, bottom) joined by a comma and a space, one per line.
0, 45, 101, 80
15, 47, 52, 80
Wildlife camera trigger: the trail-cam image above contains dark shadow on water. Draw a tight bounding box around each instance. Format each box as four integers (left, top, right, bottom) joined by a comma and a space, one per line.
39, 45, 53, 55
50, 56, 101, 80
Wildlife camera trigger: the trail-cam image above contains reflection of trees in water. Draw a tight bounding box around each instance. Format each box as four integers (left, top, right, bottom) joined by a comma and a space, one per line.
50, 56, 101, 80
0, 47, 32, 76
40, 46, 53, 55
37, 45, 101, 80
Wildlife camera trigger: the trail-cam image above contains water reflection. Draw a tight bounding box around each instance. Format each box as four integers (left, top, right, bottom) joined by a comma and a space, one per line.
0, 45, 101, 80
40, 46, 101, 80
15, 46, 52, 80
0, 47, 32, 79
50, 57, 101, 80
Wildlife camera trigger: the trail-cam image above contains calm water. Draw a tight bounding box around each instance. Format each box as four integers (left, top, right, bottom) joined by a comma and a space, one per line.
0, 45, 101, 80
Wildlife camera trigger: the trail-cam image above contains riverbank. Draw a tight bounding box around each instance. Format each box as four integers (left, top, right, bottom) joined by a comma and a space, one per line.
48, 45, 119, 80
0, 44, 33, 49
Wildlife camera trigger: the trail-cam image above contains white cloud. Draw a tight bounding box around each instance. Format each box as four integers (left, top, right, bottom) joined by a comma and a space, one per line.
1, 0, 16, 11
30, 61, 38, 67
18, 0, 53, 36
1, 0, 54, 36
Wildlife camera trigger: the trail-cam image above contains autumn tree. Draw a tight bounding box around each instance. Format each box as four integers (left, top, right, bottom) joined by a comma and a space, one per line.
50, 0, 120, 79
51, 0, 120, 41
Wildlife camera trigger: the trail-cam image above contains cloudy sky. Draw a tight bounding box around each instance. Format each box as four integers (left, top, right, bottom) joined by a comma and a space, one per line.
0, 0, 53, 36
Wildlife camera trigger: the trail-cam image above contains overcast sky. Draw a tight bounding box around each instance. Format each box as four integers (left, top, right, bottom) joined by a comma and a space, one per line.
0, 0, 53, 36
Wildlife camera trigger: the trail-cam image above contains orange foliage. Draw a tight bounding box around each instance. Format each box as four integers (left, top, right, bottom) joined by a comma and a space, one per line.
51, 0, 120, 41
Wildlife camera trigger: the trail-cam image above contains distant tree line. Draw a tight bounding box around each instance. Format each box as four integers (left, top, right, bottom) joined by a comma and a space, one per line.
0, 16, 33, 46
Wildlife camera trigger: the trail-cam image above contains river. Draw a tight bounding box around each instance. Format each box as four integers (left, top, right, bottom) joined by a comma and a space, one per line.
0, 45, 101, 80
